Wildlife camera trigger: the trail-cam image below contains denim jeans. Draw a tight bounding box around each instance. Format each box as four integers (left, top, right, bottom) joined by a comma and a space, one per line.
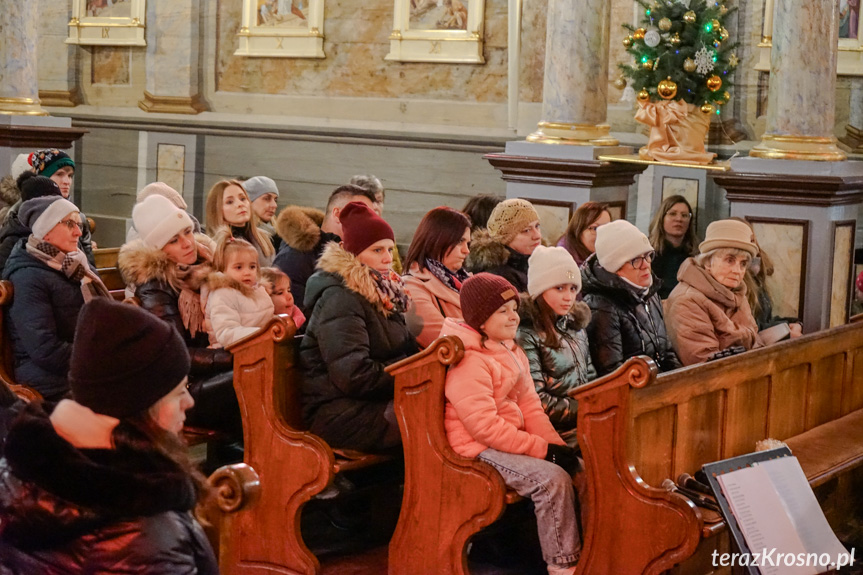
478, 448, 581, 567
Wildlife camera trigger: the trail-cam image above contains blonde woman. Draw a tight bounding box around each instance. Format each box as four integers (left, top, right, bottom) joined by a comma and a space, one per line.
205, 179, 275, 266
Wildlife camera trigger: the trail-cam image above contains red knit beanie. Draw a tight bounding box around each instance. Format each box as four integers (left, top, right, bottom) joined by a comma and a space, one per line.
460, 273, 519, 332
340, 201, 394, 255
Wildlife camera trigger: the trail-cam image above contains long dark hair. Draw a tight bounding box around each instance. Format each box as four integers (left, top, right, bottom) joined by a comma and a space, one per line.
559, 202, 610, 262
648, 195, 699, 256
461, 195, 502, 233
533, 295, 564, 349
404, 207, 471, 271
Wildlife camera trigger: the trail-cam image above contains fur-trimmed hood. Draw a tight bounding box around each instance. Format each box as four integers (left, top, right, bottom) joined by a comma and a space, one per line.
308, 242, 393, 316
464, 227, 510, 273
275, 205, 326, 252
518, 293, 591, 332
0, 175, 21, 209
118, 234, 214, 290
206, 270, 257, 298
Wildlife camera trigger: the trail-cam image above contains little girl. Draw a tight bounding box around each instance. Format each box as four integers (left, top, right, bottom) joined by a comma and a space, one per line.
440, 272, 582, 575
261, 267, 305, 329
205, 232, 275, 348
517, 246, 596, 448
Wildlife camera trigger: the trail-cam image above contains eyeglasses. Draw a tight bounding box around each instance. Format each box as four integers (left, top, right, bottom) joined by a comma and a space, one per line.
629, 251, 655, 269
665, 211, 692, 220
58, 218, 83, 232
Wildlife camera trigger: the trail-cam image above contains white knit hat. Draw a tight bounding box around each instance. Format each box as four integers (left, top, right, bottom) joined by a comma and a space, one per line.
595, 219, 653, 273
527, 245, 581, 299
132, 194, 193, 249
137, 182, 187, 210
9, 153, 33, 180
20, 197, 79, 240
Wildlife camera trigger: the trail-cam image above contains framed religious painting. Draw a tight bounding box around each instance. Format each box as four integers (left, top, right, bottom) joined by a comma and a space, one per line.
66, 0, 146, 46
235, 0, 325, 58
385, 0, 485, 63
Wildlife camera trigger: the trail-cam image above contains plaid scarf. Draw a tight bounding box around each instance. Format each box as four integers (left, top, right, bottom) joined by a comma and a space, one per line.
26, 236, 111, 302
425, 258, 470, 293
369, 268, 409, 314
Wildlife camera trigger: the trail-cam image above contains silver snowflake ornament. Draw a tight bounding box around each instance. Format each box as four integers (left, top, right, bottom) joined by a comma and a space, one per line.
694, 47, 715, 75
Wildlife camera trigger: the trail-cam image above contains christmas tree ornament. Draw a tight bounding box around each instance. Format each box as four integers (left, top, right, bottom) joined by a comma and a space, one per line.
621, 84, 637, 103
700, 102, 714, 114
614, 76, 627, 90
633, 28, 646, 40
720, 27, 729, 41
706, 75, 722, 91
670, 33, 681, 46
637, 88, 650, 102
719, 4, 728, 15
683, 11, 697, 24
623, 36, 633, 48
711, 19, 721, 30
713, 41, 722, 49
694, 46, 715, 74
728, 53, 739, 67
721, 91, 731, 102
657, 77, 678, 100
642, 59, 654, 70
658, 17, 672, 32
644, 28, 661, 48
683, 58, 697, 73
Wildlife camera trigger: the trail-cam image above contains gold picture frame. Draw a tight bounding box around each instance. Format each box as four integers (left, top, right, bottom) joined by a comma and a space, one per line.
235, 0, 325, 58
67, 0, 146, 47
385, 0, 485, 64
755, 0, 863, 75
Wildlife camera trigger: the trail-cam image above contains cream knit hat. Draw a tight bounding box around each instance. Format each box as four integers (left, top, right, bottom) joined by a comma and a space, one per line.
137, 182, 187, 210
487, 199, 540, 245
132, 194, 193, 249
595, 219, 653, 272
527, 245, 581, 299
699, 219, 758, 257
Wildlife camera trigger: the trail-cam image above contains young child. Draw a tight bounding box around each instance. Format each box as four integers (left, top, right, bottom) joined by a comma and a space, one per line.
261, 267, 305, 329
439, 273, 582, 575
205, 232, 275, 348
517, 246, 596, 449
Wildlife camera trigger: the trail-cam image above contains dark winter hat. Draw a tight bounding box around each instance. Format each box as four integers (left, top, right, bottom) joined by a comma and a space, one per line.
29, 149, 75, 178
459, 272, 519, 332
17, 172, 62, 202
70, 298, 191, 419
339, 201, 394, 256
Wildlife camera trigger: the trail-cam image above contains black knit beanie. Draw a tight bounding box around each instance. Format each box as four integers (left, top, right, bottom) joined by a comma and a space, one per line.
70, 298, 191, 419
17, 172, 61, 202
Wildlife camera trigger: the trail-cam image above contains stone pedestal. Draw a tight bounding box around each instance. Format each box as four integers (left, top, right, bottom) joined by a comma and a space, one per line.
0, 0, 48, 116
750, 0, 845, 161
138, 0, 207, 115
0, 115, 86, 174
37, 0, 80, 108
713, 158, 863, 332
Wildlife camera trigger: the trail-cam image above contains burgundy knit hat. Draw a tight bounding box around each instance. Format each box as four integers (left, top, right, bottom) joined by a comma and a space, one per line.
459, 273, 519, 332
340, 201, 394, 255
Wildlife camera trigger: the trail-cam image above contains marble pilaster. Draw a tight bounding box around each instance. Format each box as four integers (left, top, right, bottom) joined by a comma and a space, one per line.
138, 0, 207, 114
839, 77, 863, 153
750, 0, 845, 161
0, 0, 48, 115
37, 0, 80, 108
527, 0, 617, 145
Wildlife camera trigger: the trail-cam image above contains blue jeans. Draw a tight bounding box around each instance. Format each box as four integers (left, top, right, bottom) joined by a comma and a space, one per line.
478, 448, 581, 567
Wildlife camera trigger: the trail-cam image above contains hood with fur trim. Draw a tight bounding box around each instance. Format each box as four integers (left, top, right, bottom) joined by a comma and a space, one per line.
518, 293, 591, 332
275, 205, 326, 252
0, 175, 21, 208
464, 227, 510, 273
206, 270, 257, 298
118, 234, 214, 290
308, 242, 393, 316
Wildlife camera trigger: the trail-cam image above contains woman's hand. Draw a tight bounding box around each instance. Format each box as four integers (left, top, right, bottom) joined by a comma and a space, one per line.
789, 322, 803, 338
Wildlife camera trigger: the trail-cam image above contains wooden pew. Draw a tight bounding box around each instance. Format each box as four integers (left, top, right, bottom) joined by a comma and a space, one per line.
385, 337, 699, 575
0, 281, 40, 402
209, 316, 392, 575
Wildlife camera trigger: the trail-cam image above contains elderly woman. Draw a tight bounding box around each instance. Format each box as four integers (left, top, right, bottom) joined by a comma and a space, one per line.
465, 198, 541, 292
582, 219, 681, 376
118, 195, 238, 436
2, 196, 110, 400
403, 207, 472, 347
665, 219, 763, 366
0, 299, 217, 574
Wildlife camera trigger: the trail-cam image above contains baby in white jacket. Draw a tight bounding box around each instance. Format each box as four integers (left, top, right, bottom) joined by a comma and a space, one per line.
205, 232, 274, 348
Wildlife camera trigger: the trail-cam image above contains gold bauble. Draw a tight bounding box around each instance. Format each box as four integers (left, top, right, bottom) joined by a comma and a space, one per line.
719, 4, 728, 15
683, 11, 696, 24
683, 58, 697, 73
623, 36, 633, 48
658, 17, 672, 32
722, 91, 731, 102
637, 89, 650, 102
706, 75, 722, 91
633, 28, 646, 40
614, 76, 627, 90
657, 77, 678, 100
720, 27, 730, 41
670, 33, 681, 46
642, 59, 653, 70
700, 102, 714, 114
711, 19, 721, 30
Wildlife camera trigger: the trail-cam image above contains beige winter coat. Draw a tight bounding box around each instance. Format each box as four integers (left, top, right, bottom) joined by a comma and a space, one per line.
664, 258, 761, 366
205, 272, 275, 348
403, 263, 464, 348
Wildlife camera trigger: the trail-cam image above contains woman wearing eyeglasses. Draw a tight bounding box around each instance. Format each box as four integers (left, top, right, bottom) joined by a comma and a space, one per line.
648, 195, 700, 300
1, 196, 110, 400
581, 220, 681, 376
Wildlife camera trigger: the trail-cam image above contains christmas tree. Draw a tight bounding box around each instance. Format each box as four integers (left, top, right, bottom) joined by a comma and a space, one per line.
618, 0, 740, 116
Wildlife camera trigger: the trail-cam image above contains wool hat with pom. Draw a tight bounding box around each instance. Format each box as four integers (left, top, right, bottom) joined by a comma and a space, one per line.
699, 219, 759, 257
70, 298, 190, 419
486, 199, 540, 245
19, 196, 79, 240
460, 272, 519, 332
29, 149, 75, 178
595, 219, 653, 273
132, 194, 194, 249
339, 201, 394, 255
527, 245, 581, 299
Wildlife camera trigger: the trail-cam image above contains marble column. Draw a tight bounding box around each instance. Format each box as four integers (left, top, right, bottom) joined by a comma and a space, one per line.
527, 0, 618, 145
38, 0, 80, 108
750, 0, 845, 161
138, 0, 207, 114
0, 0, 48, 115
839, 77, 863, 153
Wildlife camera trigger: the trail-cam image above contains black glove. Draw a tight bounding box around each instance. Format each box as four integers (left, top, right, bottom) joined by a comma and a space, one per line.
545, 444, 580, 475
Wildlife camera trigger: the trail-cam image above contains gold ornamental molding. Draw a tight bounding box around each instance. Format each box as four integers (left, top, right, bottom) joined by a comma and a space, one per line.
38, 90, 81, 108
527, 121, 619, 146
750, 134, 847, 162
0, 96, 49, 116
138, 91, 207, 115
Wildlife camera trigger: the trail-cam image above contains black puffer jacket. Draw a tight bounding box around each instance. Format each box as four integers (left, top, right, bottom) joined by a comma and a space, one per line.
273, 206, 336, 314
464, 228, 530, 292
300, 243, 418, 452
581, 254, 681, 376
1, 240, 89, 400
0, 402, 218, 575
0, 211, 30, 273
